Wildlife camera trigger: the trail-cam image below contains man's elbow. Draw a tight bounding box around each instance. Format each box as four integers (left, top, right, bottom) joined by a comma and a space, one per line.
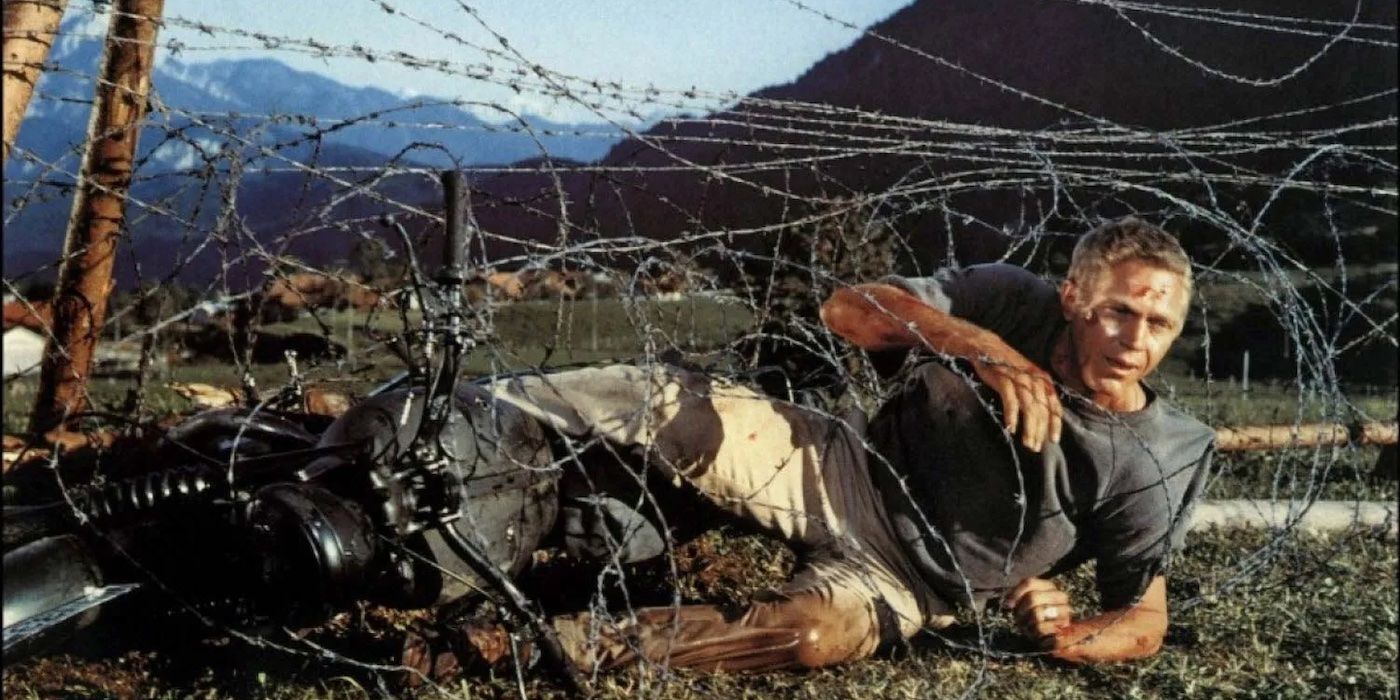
1119, 607, 1168, 660
1126, 625, 1166, 660
1140, 632, 1165, 658
819, 288, 863, 341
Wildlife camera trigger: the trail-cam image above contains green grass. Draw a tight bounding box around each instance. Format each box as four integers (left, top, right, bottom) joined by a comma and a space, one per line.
271, 296, 755, 357
1, 297, 755, 434
3, 527, 1394, 699
1205, 448, 1394, 502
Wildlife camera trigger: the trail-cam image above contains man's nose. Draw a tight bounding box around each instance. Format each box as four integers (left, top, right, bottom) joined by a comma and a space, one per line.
1121, 318, 1150, 349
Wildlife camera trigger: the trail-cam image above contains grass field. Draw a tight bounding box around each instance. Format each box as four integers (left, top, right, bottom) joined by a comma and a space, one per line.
7, 284, 1394, 502
3, 275, 1397, 698
3, 527, 1395, 699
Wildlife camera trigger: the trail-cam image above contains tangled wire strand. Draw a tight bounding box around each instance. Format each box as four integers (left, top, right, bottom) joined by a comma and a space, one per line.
2, 0, 1395, 697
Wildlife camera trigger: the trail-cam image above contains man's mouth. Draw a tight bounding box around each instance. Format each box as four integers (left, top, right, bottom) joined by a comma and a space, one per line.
1103, 356, 1138, 374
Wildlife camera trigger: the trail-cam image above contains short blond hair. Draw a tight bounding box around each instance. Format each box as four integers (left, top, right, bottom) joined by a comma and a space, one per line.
1067, 216, 1193, 299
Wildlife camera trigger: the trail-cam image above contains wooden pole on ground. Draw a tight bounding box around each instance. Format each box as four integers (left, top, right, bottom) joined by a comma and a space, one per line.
2, 0, 69, 164
1214, 421, 1397, 452
28, 0, 165, 435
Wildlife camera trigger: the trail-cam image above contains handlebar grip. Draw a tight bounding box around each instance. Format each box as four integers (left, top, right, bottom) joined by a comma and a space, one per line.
440, 170, 467, 278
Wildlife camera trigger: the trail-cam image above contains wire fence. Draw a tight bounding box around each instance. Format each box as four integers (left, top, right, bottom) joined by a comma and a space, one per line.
2, 0, 1396, 696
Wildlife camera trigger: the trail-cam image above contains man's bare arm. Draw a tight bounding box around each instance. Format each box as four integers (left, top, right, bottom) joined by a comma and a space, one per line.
1006, 575, 1169, 663
821, 283, 1002, 356
820, 283, 1062, 450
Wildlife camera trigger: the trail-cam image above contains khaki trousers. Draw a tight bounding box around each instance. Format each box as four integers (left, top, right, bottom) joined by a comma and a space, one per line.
491, 364, 952, 672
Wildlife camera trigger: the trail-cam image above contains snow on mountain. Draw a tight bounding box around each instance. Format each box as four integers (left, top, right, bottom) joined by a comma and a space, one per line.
2, 9, 623, 282
10, 10, 619, 171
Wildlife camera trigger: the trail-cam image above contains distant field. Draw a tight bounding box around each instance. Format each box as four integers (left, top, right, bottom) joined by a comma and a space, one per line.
6, 280, 1395, 503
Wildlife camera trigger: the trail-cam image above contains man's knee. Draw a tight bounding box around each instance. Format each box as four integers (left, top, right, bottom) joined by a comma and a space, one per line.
750, 594, 885, 669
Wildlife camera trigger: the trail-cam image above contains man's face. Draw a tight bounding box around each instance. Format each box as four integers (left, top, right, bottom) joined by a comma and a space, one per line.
1059, 259, 1189, 408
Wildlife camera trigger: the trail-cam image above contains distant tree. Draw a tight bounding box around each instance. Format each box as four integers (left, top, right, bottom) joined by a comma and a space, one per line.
127, 283, 195, 327
1199, 272, 1397, 388
349, 236, 392, 283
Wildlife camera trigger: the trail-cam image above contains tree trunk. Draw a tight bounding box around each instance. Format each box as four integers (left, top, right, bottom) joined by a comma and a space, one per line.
2, 0, 69, 164
29, 0, 165, 435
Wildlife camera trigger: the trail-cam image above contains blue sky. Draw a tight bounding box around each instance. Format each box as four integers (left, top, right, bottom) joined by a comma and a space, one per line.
122, 0, 914, 123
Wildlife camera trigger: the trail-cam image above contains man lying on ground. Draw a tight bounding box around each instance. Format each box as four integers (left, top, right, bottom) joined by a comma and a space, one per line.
403, 216, 1214, 681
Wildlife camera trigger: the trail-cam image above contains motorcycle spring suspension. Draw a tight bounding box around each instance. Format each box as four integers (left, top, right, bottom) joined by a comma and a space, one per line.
71, 465, 227, 521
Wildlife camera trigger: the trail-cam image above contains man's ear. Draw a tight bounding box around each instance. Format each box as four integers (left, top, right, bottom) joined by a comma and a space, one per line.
1059, 280, 1078, 321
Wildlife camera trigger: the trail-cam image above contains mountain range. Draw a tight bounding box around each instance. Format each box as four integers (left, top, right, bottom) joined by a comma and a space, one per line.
2, 12, 620, 284
462, 0, 1396, 274
4, 0, 1395, 287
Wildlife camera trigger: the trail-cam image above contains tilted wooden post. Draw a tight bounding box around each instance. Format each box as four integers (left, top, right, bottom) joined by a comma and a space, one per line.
29, 0, 165, 435
2, 0, 69, 164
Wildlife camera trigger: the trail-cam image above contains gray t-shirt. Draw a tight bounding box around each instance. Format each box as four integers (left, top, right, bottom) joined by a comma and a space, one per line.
868, 263, 1213, 610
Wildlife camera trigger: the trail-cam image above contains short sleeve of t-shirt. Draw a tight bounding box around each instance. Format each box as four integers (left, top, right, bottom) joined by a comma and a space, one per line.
1088, 435, 1213, 609
883, 263, 1065, 369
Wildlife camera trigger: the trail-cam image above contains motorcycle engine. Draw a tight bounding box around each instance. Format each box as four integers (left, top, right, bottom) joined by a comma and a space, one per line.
298, 381, 559, 607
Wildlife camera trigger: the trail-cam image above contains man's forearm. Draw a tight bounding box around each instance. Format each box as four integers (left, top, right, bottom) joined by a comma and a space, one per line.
1050, 606, 1167, 664
820, 284, 1000, 358
823, 282, 1063, 451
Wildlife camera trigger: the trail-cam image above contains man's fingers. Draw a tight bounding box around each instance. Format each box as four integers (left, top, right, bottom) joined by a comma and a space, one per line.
1030, 617, 1070, 643
1003, 577, 1057, 609
998, 377, 1020, 435
1015, 601, 1072, 633
979, 362, 1058, 450
1047, 375, 1064, 445
1048, 387, 1063, 445
1006, 580, 1073, 642
1013, 590, 1070, 623
1022, 379, 1049, 451
1015, 601, 1073, 643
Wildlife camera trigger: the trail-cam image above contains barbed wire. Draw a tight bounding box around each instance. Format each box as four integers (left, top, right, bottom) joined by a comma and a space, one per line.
2, 0, 1396, 697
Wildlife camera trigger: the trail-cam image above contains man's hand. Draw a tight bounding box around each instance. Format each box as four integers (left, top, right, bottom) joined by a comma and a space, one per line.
1006, 576, 1170, 664
970, 335, 1063, 453
1004, 577, 1073, 646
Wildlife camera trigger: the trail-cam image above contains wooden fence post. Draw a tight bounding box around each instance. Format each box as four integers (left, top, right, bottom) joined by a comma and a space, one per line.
2, 0, 69, 164
29, 0, 165, 435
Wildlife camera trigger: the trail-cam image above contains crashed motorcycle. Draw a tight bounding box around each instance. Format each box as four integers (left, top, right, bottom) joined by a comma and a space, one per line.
2, 173, 660, 687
